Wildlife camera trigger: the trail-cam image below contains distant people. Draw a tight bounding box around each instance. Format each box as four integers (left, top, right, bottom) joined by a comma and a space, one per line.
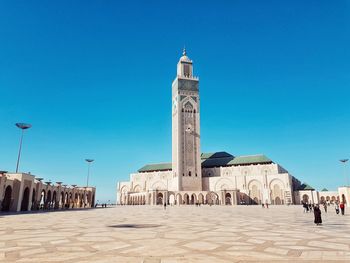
314, 205, 322, 225
309, 203, 313, 212
335, 202, 340, 215
164, 203, 167, 210
265, 203, 269, 209
340, 202, 345, 215
323, 203, 327, 213
262, 203, 265, 208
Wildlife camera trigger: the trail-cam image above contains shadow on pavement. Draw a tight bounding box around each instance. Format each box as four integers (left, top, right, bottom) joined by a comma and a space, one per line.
109, 224, 161, 228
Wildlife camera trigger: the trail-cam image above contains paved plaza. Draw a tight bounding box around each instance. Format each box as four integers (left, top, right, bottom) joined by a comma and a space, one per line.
0, 206, 349, 262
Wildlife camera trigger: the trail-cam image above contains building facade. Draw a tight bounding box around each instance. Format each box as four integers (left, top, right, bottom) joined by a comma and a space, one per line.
116, 50, 349, 207
0, 171, 96, 212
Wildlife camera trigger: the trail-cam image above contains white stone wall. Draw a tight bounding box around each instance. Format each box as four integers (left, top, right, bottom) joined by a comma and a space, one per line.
118, 162, 297, 205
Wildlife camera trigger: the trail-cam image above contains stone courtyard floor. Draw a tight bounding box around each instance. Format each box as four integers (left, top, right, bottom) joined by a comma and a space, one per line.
0, 206, 349, 262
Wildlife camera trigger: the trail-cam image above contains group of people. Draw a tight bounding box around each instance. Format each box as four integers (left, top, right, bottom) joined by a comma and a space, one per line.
302, 201, 346, 226
95, 203, 108, 208
261, 203, 269, 208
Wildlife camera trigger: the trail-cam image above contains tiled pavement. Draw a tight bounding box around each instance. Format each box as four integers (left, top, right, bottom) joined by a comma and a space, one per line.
0, 205, 349, 262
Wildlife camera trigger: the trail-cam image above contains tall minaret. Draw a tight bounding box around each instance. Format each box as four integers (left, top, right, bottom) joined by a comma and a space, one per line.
171, 49, 202, 191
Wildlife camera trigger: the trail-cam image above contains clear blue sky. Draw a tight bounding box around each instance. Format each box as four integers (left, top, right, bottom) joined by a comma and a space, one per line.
0, 1, 349, 202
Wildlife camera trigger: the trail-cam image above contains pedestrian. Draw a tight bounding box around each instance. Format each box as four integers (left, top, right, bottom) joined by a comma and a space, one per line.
335, 202, 340, 215
340, 202, 345, 215
309, 203, 313, 212
302, 202, 307, 213
323, 203, 327, 213
262, 203, 265, 208
164, 202, 167, 210
314, 204, 322, 225
265, 203, 269, 208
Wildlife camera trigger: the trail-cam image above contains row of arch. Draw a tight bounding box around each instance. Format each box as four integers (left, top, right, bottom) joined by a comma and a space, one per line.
1, 185, 95, 212
302, 194, 347, 204
125, 192, 223, 206
122, 190, 288, 206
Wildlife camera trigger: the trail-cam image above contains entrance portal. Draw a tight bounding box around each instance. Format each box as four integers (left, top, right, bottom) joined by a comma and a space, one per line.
20, 187, 30, 211
1, 186, 12, 211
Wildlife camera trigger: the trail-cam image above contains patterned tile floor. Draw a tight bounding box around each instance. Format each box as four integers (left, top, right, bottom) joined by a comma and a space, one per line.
0, 205, 349, 262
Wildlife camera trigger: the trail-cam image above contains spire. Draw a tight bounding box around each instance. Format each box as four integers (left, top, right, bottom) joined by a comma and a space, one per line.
183, 46, 186, 56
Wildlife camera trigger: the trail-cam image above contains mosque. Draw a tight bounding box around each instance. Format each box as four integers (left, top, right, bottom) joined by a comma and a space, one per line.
116, 50, 349, 207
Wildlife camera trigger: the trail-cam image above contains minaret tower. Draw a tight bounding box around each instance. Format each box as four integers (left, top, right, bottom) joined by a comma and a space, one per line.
171, 49, 202, 191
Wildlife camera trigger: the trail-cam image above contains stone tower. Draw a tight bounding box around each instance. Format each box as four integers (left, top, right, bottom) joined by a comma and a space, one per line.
171, 49, 202, 191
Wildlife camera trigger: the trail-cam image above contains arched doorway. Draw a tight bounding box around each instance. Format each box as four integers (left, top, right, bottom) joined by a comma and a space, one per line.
198, 193, 204, 204
169, 194, 175, 205
40, 190, 46, 209
275, 197, 282, 205
74, 193, 78, 208
52, 191, 57, 209
20, 187, 30, 211
65, 192, 69, 208
60, 192, 65, 208
331, 196, 336, 204
176, 194, 182, 205
225, 193, 232, 205
31, 189, 36, 210
302, 194, 309, 204
46, 190, 52, 209
320, 196, 325, 204
69, 193, 73, 208
271, 183, 283, 205
183, 194, 189, 204
206, 192, 218, 205
1, 186, 12, 211
190, 194, 196, 205
157, 193, 163, 205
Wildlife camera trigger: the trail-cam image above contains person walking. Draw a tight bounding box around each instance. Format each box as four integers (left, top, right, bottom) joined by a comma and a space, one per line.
335, 202, 340, 215
164, 202, 167, 210
323, 203, 327, 213
340, 202, 345, 215
314, 204, 322, 225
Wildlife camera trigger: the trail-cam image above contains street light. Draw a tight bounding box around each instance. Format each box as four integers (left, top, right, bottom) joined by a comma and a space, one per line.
15, 123, 32, 173
340, 159, 349, 186
85, 159, 94, 187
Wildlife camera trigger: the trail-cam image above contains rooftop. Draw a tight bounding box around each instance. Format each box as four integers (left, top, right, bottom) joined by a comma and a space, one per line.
138, 152, 274, 172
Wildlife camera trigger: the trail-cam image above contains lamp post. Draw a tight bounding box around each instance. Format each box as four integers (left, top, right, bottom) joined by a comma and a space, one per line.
85, 159, 94, 187
15, 123, 32, 173
340, 159, 349, 187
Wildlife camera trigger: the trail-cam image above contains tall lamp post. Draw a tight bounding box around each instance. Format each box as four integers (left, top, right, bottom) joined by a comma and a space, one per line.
340, 159, 349, 187
85, 159, 94, 187
15, 123, 32, 173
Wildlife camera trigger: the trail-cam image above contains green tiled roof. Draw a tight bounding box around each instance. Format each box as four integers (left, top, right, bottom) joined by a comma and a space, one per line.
201, 157, 235, 168
228, 155, 272, 166
298, 183, 315, 191
321, 188, 328, 191
138, 163, 172, 172
138, 153, 273, 172
201, 152, 233, 159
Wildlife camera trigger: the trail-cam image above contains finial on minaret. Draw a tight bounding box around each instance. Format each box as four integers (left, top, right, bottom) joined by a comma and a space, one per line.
183, 46, 186, 56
